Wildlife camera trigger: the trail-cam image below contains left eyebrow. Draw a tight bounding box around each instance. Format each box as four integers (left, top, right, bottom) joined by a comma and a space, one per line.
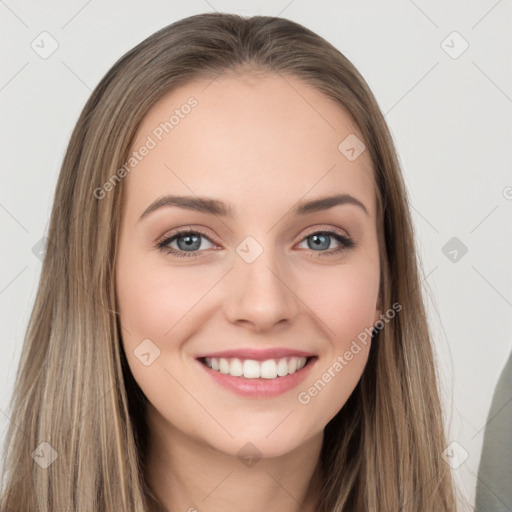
291, 193, 369, 217
137, 192, 369, 223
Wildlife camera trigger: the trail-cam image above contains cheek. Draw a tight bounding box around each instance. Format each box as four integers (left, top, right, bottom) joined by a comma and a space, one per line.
115, 251, 203, 409
116, 251, 216, 341
300, 259, 380, 345
332, 268, 379, 343
291, 260, 378, 426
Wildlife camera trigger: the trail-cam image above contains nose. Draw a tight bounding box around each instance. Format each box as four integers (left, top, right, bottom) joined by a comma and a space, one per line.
223, 244, 300, 333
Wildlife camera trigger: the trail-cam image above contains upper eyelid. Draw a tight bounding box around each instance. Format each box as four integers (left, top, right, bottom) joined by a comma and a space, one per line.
300, 225, 350, 239
158, 227, 218, 247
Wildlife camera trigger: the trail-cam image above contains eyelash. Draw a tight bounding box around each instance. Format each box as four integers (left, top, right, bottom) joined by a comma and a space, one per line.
156, 227, 355, 259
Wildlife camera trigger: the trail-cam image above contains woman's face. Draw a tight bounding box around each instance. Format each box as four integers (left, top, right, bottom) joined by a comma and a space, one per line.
116, 72, 381, 458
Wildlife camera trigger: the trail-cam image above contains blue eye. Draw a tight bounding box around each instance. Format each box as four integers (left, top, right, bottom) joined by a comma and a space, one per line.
298, 231, 355, 255
157, 229, 215, 257
156, 228, 355, 258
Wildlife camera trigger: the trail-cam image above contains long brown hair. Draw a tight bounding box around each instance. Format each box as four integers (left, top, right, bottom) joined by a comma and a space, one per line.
0, 12, 457, 511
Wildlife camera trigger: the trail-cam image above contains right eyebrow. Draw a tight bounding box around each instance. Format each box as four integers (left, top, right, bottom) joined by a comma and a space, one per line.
138, 195, 235, 223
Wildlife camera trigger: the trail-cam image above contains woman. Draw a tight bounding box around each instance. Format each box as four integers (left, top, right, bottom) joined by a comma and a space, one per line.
0, 12, 457, 511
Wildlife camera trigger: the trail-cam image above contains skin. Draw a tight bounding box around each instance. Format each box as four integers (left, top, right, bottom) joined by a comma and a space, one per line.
115, 71, 381, 512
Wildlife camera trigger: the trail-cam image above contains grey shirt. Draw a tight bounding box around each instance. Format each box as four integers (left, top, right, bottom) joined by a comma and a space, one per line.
474, 350, 512, 512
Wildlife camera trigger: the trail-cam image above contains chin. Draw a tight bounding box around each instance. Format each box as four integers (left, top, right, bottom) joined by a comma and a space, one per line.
203, 422, 319, 462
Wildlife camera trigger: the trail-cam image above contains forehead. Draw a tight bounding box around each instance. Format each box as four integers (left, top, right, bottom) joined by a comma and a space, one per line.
123, 72, 376, 221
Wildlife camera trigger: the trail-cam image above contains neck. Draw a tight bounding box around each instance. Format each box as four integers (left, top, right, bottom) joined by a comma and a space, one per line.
144, 404, 324, 512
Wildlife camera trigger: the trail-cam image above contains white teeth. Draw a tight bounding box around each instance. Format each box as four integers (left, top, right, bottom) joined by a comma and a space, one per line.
219, 358, 230, 374
276, 358, 289, 376
229, 358, 243, 377
203, 356, 309, 379
243, 359, 260, 378
260, 359, 277, 379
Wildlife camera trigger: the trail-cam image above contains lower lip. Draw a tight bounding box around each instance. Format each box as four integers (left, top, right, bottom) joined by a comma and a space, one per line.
196, 357, 317, 398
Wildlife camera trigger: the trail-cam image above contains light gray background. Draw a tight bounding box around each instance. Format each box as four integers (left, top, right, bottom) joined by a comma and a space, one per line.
1, 1, 511, 510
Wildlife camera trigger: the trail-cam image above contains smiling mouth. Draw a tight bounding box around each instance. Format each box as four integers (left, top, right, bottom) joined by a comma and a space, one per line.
197, 356, 317, 379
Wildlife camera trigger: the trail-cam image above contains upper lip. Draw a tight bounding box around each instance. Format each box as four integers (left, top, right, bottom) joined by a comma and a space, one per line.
195, 348, 316, 361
